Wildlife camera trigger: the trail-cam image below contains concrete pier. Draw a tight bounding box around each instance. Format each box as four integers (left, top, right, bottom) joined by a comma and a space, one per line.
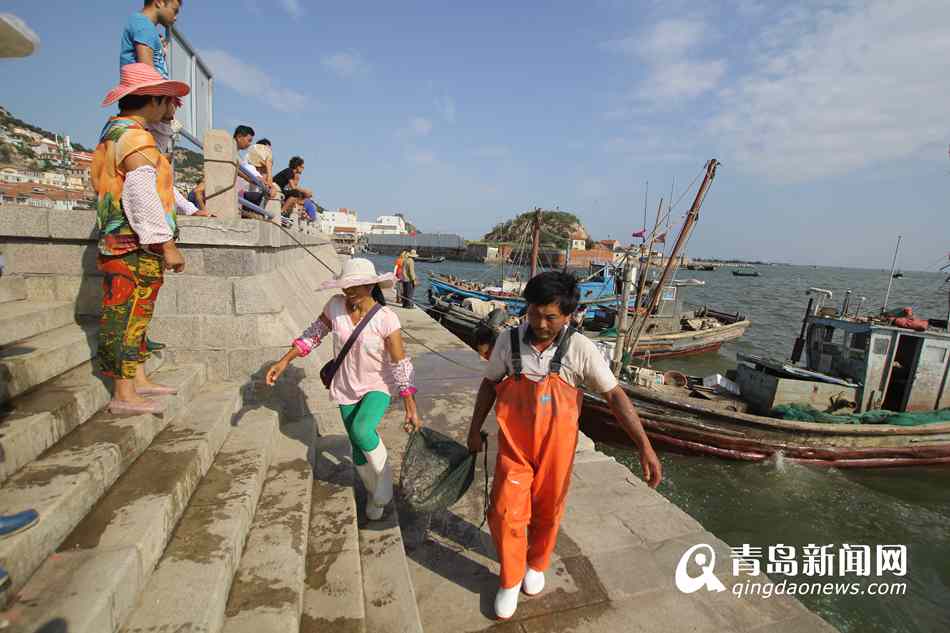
0, 205, 838, 632
378, 302, 840, 633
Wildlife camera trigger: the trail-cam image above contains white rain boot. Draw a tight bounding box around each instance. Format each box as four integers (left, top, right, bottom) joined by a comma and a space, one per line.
522, 567, 545, 596
363, 442, 393, 521
494, 582, 521, 620
354, 462, 376, 500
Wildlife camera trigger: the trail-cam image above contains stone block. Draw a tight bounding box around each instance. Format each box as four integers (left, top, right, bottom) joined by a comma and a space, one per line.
177, 217, 262, 247
233, 274, 284, 315
226, 347, 289, 379
203, 129, 240, 220
24, 274, 57, 301
0, 207, 49, 237
204, 248, 259, 277
0, 275, 27, 303
201, 315, 258, 349
256, 312, 297, 347
175, 275, 234, 315
3, 242, 52, 274
42, 243, 98, 275
49, 210, 97, 240
148, 315, 202, 347
178, 247, 205, 275
166, 349, 230, 383
614, 503, 705, 543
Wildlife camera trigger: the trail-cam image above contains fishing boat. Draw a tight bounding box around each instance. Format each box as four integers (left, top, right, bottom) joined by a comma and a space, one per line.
415, 255, 446, 263
686, 263, 716, 271
732, 269, 760, 277
584, 284, 950, 467
427, 294, 750, 359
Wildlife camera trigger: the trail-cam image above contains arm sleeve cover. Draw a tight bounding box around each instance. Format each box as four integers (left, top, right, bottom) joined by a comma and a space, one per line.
391, 357, 417, 396
293, 318, 331, 357
174, 187, 199, 216
122, 166, 173, 245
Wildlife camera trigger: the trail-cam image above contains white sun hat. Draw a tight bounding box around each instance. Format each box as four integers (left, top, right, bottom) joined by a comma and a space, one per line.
320, 258, 395, 290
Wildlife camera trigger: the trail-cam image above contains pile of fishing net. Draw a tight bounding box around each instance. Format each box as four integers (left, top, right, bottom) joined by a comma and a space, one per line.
399, 428, 485, 514
771, 404, 950, 426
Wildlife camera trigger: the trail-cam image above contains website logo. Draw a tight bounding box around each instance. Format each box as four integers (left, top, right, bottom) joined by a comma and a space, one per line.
675, 544, 727, 594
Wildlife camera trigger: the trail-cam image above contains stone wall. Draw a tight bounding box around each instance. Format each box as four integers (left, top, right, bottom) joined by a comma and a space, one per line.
0, 205, 342, 418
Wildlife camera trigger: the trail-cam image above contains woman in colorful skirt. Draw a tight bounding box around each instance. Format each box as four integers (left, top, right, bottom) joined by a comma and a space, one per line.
93, 63, 190, 415
266, 258, 422, 520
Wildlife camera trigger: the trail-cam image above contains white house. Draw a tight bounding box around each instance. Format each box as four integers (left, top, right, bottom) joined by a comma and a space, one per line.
370, 215, 408, 235
0, 168, 28, 184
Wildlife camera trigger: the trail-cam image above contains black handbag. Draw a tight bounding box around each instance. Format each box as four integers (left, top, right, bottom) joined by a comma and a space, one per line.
320, 304, 383, 389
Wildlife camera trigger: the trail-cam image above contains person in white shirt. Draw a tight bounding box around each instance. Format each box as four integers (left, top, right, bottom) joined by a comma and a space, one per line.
466, 271, 662, 620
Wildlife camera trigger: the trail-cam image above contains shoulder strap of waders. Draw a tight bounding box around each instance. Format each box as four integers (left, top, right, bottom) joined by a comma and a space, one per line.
549, 327, 576, 376
509, 326, 523, 378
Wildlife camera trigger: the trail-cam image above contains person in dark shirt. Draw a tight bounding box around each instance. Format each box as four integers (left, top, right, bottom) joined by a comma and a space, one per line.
274, 156, 313, 199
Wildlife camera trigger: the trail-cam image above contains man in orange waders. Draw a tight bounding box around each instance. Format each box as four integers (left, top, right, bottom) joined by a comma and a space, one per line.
467, 271, 662, 619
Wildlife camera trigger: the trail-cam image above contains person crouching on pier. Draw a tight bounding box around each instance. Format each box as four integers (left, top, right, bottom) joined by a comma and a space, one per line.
94, 63, 190, 415
266, 258, 422, 520
466, 271, 663, 620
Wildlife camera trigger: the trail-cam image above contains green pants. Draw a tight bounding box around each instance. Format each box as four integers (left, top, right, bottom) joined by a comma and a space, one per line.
339, 391, 391, 465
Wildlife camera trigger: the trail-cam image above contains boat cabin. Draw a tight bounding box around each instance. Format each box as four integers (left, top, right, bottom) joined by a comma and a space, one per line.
802, 316, 950, 412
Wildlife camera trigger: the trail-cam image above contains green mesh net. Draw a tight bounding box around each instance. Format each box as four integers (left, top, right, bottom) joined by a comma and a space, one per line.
399, 428, 483, 514
770, 404, 950, 426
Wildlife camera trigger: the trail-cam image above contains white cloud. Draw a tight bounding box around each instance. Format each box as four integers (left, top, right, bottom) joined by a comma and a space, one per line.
410, 117, 433, 136
279, 0, 304, 18
709, 0, 950, 182
604, 17, 725, 104
321, 51, 368, 78
200, 49, 309, 112
436, 96, 457, 124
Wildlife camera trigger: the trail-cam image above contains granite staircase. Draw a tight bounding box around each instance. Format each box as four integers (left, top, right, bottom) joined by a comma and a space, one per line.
0, 281, 426, 633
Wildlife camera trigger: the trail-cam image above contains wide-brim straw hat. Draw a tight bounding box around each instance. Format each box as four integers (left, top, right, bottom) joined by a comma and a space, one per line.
320, 258, 395, 290
407, 249, 419, 258
102, 62, 190, 107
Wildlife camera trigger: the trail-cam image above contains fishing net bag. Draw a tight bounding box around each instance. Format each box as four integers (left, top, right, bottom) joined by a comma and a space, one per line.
399, 427, 483, 514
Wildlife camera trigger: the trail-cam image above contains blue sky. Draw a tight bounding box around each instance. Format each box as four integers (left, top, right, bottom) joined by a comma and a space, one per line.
2, 0, 948, 270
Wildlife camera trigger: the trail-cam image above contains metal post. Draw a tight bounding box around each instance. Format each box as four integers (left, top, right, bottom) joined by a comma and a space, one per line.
881, 235, 901, 313
529, 207, 542, 280
611, 252, 634, 376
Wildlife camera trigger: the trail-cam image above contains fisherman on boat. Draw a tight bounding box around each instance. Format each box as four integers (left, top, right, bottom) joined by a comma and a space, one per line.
466, 271, 662, 620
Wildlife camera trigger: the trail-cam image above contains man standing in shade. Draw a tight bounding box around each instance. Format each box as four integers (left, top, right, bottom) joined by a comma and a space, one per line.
466, 271, 662, 620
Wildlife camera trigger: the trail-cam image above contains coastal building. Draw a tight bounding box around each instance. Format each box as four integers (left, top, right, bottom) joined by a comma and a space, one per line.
0, 182, 78, 210
0, 167, 28, 184
319, 208, 412, 238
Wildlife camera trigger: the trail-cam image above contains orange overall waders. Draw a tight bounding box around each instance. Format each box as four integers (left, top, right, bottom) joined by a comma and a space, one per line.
489, 328, 581, 588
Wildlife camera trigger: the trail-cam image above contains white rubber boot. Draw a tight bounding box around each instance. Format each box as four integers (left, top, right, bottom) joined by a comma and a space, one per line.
522, 567, 545, 596
364, 442, 393, 521
354, 462, 376, 499
494, 582, 521, 619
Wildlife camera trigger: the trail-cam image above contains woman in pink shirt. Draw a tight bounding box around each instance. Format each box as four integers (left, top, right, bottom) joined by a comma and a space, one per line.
266, 259, 421, 520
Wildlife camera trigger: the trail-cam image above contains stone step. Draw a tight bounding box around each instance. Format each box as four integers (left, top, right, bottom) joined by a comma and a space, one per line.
0, 300, 75, 348
0, 322, 94, 405
0, 380, 244, 633
356, 463, 424, 633
300, 434, 366, 633
0, 276, 27, 304
221, 417, 315, 633
0, 353, 164, 485
121, 408, 279, 633
0, 364, 205, 600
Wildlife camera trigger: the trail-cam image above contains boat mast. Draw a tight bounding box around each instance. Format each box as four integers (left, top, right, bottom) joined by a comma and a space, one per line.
631, 197, 665, 322
529, 207, 542, 280
626, 159, 720, 358
611, 249, 635, 376
881, 235, 901, 314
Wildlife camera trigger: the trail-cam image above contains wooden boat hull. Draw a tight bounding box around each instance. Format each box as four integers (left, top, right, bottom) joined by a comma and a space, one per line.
582, 383, 950, 468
